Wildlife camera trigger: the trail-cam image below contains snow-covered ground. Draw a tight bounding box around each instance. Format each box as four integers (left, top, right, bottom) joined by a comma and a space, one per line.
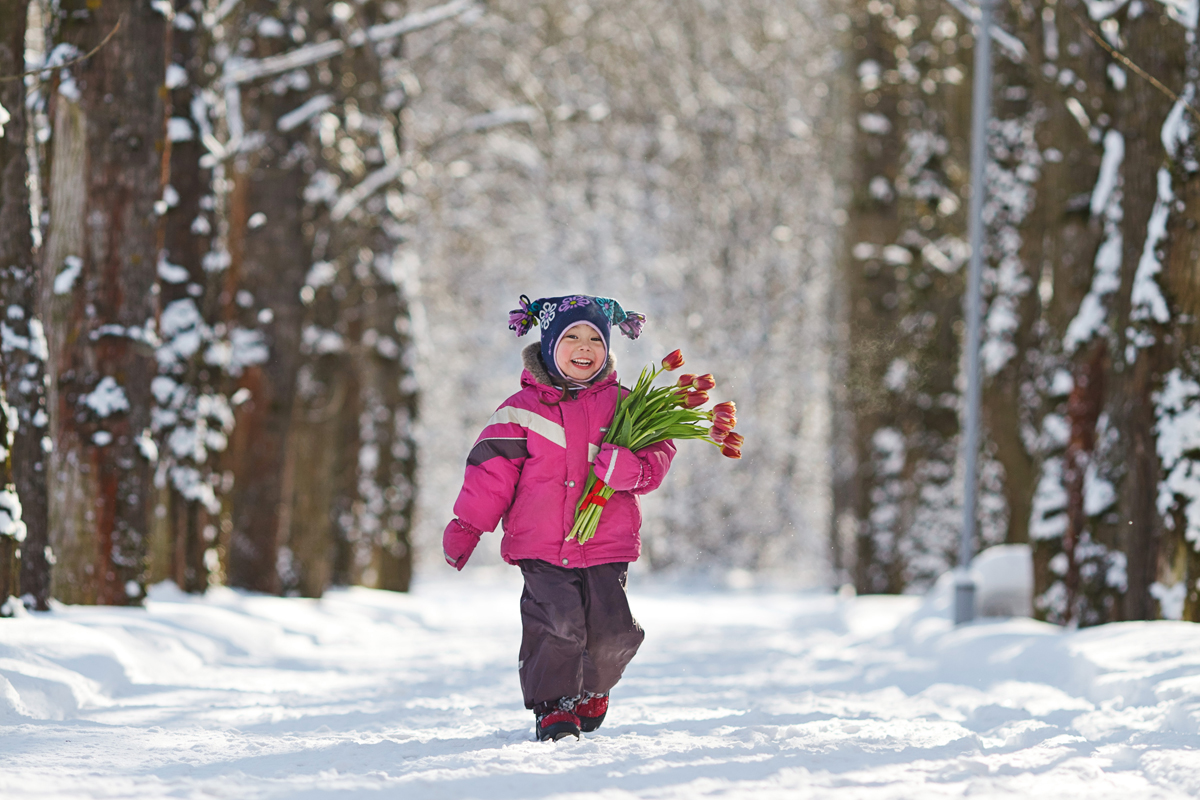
2, 567, 1199, 799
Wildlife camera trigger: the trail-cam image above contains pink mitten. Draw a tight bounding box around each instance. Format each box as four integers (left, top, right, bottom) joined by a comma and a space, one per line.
443, 519, 482, 570
592, 443, 643, 491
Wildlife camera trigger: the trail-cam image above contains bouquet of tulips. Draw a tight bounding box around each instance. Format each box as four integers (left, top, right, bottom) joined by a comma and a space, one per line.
567, 349, 742, 544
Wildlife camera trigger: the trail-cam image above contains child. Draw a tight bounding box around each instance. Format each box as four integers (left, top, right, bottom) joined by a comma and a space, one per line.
442, 294, 676, 742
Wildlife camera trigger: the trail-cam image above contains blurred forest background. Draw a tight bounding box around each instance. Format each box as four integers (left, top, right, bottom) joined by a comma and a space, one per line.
1, 0, 1199, 626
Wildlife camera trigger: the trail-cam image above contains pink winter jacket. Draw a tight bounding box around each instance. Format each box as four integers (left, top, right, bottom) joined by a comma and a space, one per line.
453, 344, 676, 568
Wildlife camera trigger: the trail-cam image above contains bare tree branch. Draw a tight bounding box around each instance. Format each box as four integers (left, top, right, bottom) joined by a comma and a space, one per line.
221, 0, 479, 86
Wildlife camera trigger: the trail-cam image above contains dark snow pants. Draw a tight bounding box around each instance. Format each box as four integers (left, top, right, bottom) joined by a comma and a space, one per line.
517, 559, 645, 710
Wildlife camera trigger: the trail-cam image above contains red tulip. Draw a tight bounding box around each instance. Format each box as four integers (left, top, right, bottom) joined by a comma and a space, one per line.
711, 416, 736, 433
724, 431, 744, 448
710, 428, 729, 444
684, 390, 709, 408
694, 373, 716, 391
720, 444, 742, 459
712, 408, 737, 427
661, 349, 685, 371
677, 373, 697, 388
713, 401, 736, 416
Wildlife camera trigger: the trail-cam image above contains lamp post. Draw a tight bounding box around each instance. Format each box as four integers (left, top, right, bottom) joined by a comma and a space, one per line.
956, 0, 995, 626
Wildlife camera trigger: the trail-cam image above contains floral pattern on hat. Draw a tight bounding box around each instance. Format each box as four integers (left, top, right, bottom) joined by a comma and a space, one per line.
509, 293, 645, 343
558, 295, 591, 312
594, 297, 616, 322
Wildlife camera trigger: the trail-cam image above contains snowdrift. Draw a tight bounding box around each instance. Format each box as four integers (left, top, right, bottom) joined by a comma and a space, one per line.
1, 568, 1198, 799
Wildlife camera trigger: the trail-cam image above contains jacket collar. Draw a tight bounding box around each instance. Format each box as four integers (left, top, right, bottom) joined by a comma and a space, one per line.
521, 342, 616, 396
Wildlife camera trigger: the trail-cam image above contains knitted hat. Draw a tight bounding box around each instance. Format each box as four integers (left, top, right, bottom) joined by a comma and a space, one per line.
508, 294, 646, 380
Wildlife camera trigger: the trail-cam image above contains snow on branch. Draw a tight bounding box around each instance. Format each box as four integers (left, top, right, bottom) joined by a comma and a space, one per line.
278, 94, 334, 132
331, 105, 538, 220
331, 163, 403, 221
943, 0, 1029, 62
461, 105, 539, 133
222, 0, 480, 86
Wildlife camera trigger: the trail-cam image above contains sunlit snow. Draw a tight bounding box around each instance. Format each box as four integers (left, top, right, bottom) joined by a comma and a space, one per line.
2, 570, 1198, 799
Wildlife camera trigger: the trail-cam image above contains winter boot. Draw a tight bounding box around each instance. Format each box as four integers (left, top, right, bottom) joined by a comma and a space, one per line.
575, 692, 609, 733
535, 700, 581, 742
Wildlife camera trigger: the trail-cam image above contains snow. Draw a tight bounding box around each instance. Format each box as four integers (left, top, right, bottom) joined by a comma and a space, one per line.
1150, 581, 1187, 620
1162, 90, 1193, 158
53, 255, 83, 295
167, 117, 193, 142
1108, 64, 1128, 90
1064, 131, 1125, 354
204, 327, 269, 377
1155, 369, 1200, 546
1, 570, 1198, 799
1085, 0, 1131, 19
0, 488, 25, 542
157, 255, 189, 284
1155, 0, 1199, 28
222, 0, 478, 85
1089, 130, 1124, 217
165, 63, 187, 90
970, 544, 1033, 618
305, 261, 338, 289
1084, 460, 1118, 516
277, 94, 334, 133
82, 377, 130, 419
302, 325, 347, 355
1130, 168, 1173, 330
858, 112, 892, 135
1030, 456, 1069, 540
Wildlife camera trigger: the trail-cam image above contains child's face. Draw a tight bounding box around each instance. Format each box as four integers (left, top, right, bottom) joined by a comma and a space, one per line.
555, 324, 606, 382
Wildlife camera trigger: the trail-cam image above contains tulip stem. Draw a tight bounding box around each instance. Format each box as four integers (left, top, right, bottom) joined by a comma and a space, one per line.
565, 352, 740, 543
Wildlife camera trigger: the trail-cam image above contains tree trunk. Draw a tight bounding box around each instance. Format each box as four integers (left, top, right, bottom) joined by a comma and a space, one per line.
222, 1, 326, 595
145, 0, 222, 594
842, 0, 975, 593
1155, 33, 1200, 622
271, 1, 421, 596
41, 1, 166, 605
1, 0, 51, 611
1107, 9, 1185, 623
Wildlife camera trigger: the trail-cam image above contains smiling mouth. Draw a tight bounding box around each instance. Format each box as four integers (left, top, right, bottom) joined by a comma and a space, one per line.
571, 358, 594, 369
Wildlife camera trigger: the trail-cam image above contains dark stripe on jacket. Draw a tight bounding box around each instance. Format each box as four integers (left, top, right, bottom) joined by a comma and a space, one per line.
468, 438, 529, 466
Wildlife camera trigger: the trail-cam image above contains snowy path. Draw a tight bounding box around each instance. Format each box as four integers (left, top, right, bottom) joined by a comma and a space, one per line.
2, 568, 1199, 799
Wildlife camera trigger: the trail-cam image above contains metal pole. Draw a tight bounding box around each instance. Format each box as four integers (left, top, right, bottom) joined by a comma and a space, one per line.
956, 0, 994, 626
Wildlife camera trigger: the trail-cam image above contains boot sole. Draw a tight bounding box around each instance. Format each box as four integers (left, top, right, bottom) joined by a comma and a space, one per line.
578, 712, 606, 733
537, 721, 581, 741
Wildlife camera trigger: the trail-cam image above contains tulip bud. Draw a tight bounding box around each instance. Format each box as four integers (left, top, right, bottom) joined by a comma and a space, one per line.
710, 428, 729, 444
724, 431, 744, 448
712, 409, 737, 427
661, 349, 685, 371
720, 444, 742, 459
694, 373, 716, 391
713, 401, 736, 416
684, 390, 709, 408
711, 416, 735, 433
677, 373, 697, 388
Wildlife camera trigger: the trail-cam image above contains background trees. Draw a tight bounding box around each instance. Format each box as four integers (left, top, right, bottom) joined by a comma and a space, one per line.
1, 0, 471, 610
840, 0, 1200, 624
